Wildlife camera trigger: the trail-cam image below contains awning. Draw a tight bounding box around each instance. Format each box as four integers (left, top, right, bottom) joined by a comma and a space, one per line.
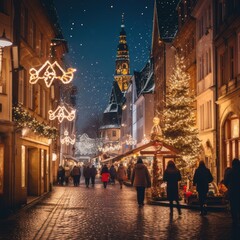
101, 140, 179, 164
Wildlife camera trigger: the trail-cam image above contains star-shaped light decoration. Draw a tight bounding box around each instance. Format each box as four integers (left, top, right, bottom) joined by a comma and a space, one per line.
60, 130, 76, 145
48, 105, 76, 123
29, 60, 76, 87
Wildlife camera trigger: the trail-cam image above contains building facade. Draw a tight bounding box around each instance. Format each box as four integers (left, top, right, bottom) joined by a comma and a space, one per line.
192, 0, 217, 180
0, 0, 74, 214
214, 0, 240, 181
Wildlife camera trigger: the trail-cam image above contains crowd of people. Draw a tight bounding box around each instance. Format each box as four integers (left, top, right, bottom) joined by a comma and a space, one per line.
57, 157, 240, 226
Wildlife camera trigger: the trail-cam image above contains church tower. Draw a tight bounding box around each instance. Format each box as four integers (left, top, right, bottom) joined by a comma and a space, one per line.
114, 14, 131, 92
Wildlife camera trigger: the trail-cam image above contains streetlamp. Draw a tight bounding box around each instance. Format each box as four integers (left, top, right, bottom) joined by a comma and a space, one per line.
0, 29, 12, 92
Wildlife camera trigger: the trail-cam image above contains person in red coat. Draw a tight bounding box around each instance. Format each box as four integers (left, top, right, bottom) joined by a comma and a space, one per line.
101, 164, 110, 188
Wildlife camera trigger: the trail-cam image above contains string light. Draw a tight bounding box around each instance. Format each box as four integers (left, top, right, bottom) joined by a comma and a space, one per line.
29, 60, 76, 87
125, 134, 137, 146
48, 105, 76, 123
60, 130, 76, 145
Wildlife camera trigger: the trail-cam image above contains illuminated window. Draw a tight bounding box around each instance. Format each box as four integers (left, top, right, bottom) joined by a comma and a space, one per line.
21, 146, 25, 188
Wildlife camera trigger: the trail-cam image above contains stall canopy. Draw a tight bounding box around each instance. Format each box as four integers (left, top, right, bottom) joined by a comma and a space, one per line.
100, 140, 179, 164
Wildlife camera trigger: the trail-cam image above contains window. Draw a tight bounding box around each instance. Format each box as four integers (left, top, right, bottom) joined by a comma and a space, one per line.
230, 46, 234, 80
209, 48, 212, 73
18, 69, 26, 104
200, 104, 204, 130
112, 130, 116, 137
42, 89, 46, 118
20, 4, 28, 40
238, 33, 240, 74
0, 0, 7, 14
29, 17, 36, 49
28, 84, 33, 109
220, 53, 225, 85
21, 146, 26, 188
206, 100, 212, 129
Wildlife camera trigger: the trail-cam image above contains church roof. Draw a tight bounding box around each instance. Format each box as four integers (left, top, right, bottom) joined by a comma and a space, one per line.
155, 0, 178, 41
134, 59, 154, 97
101, 81, 123, 127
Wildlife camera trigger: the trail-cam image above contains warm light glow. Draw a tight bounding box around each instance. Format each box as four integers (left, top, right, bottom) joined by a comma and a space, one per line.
29, 60, 76, 87
125, 134, 136, 146
52, 153, 57, 161
48, 105, 76, 123
60, 130, 76, 145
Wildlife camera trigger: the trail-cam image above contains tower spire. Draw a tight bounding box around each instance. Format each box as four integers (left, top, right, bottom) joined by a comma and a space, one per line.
114, 14, 131, 92
121, 13, 125, 28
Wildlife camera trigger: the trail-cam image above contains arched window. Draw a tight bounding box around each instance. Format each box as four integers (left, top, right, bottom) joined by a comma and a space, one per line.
223, 113, 240, 169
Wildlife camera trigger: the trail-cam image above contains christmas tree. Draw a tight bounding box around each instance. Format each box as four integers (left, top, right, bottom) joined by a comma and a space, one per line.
162, 55, 201, 173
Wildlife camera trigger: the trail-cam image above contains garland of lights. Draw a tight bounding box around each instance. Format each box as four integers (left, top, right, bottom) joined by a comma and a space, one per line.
125, 134, 137, 146
60, 130, 76, 145
29, 60, 76, 88
98, 143, 122, 153
48, 105, 76, 123
12, 104, 58, 139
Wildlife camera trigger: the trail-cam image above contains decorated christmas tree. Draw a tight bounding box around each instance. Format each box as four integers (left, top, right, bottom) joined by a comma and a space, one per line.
162, 55, 201, 175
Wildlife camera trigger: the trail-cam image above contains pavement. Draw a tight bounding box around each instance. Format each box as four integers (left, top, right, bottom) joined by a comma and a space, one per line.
0, 178, 239, 240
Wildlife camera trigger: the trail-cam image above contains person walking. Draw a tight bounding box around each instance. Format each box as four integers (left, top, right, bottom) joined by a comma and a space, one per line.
57, 165, 65, 186
83, 165, 91, 188
101, 164, 110, 189
224, 158, 240, 226
72, 165, 81, 186
163, 160, 182, 216
193, 160, 213, 215
109, 165, 117, 184
90, 165, 97, 187
131, 157, 151, 207
117, 163, 127, 189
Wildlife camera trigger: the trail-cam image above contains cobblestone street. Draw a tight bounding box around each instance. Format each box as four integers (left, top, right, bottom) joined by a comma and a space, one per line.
0, 180, 239, 240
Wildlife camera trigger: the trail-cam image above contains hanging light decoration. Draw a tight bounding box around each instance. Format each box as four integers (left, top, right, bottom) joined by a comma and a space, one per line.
48, 105, 76, 123
29, 60, 76, 88
125, 134, 137, 146
98, 143, 122, 153
60, 130, 76, 145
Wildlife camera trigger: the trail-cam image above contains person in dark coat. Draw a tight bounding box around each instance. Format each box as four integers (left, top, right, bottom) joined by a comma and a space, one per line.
163, 160, 182, 216
193, 160, 213, 215
109, 165, 117, 184
224, 158, 240, 226
72, 165, 81, 186
83, 165, 91, 188
117, 163, 127, 189
58, 165, 65, 185
131, 157, 151, 207
90, 165, 97, 187
101, 164, 110, 188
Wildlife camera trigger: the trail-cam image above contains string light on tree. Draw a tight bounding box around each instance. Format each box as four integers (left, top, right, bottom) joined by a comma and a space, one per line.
29, 60, 76, 88
162, 55, 201, 174
48, 105, 76, 123
60, 130, 76, 145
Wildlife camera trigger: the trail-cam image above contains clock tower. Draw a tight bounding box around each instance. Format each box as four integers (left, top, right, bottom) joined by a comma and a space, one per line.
114, 14, 131, 92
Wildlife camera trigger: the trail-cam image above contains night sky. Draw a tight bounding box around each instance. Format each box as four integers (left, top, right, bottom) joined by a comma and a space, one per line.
53, 0, 154, 133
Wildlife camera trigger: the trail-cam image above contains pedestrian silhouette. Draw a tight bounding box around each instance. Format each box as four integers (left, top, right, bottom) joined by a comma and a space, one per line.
90, 165, 97, 187
101, 164, 110, 188
117, 163, 127, 189
224, 158, 240, 226
163, 160, 182, 216
131, 157, 151, 207
193, 160, 213, 215
109, 165, 117, 184
83, 165, 91, 188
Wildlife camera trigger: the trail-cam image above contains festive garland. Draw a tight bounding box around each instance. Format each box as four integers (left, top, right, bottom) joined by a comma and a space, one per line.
12, 104, 58, 140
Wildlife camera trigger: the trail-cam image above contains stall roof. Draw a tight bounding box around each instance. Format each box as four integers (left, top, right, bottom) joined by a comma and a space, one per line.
100, 140, 179, 164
